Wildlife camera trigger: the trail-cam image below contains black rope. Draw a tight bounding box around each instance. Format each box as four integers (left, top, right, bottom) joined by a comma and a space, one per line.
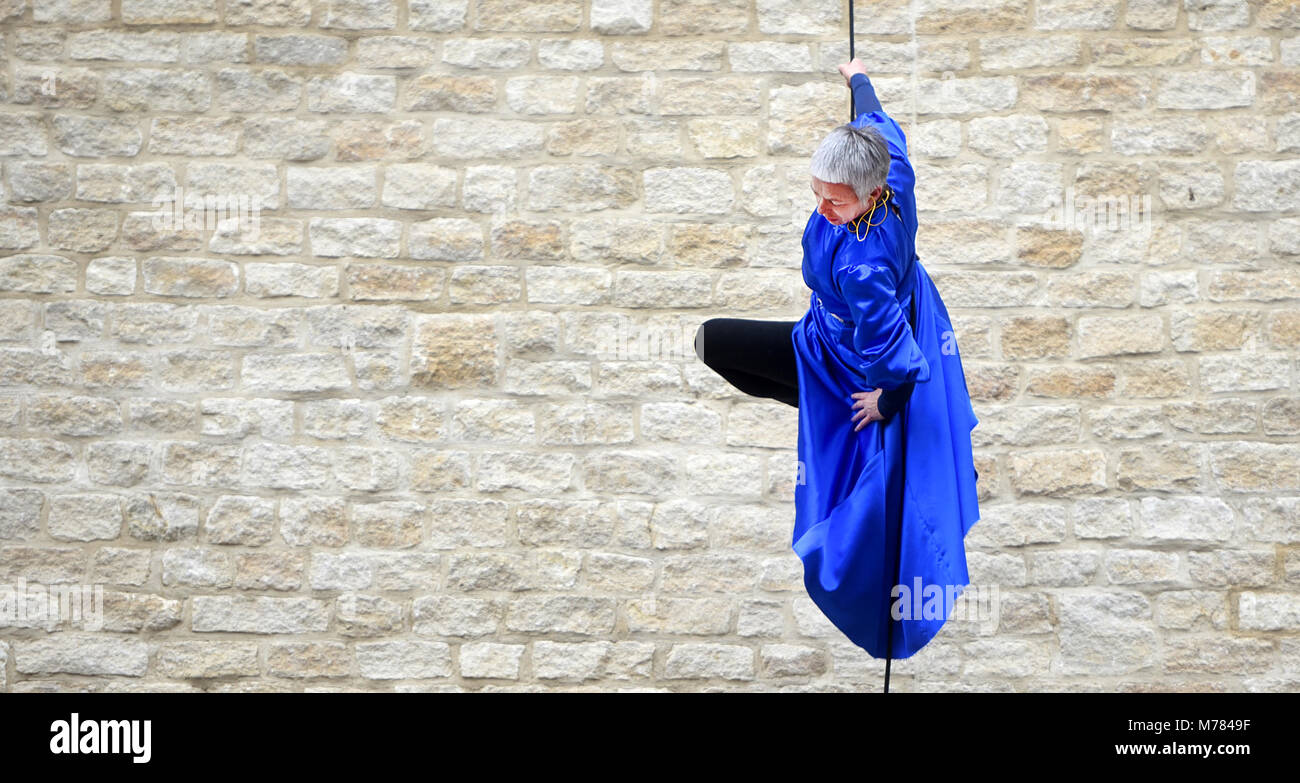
846, 0, 897, 695
848, 0, 855, 120
885, 287, 917, 693
846, 0, 901, 694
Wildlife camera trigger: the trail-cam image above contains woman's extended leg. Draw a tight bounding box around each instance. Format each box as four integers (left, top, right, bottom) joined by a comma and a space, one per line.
694, 318, 799, 408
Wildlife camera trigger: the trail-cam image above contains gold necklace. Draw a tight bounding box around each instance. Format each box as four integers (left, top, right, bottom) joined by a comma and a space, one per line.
845, 186, 897, 242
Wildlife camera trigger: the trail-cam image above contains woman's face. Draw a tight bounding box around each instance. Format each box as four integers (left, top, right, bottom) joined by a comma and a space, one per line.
810, 176, 877, 225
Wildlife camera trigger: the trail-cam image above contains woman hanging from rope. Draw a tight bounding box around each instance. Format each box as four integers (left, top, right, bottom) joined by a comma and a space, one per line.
695, 59, 982, 670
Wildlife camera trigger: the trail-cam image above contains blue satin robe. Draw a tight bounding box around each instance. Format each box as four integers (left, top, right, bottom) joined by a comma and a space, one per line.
790, 94, 982, 659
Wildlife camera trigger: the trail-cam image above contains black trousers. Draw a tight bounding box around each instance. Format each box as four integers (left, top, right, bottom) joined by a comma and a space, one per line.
694, 318, 915, 416
694, 318, 800, 408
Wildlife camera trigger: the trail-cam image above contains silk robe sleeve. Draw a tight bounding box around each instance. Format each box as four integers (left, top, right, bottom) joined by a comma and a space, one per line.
850, 73, 914, 200
835, 252, 930, 391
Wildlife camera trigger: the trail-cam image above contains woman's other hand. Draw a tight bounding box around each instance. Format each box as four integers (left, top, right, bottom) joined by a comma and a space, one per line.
837, 58, 869, 88
850, 388, 885, 431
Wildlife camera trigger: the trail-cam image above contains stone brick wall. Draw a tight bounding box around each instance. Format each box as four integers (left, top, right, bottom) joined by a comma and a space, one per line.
1, 0, 1298, 691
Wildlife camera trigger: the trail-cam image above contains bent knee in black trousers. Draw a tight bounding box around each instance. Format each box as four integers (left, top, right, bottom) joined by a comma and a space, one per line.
694, 318, 799, 408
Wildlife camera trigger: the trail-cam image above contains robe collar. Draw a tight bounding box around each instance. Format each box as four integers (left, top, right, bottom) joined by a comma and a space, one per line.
832, 185, 902, 240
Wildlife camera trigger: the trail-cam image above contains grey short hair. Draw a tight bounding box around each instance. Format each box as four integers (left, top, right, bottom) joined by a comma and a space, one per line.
809, 123, 891, 205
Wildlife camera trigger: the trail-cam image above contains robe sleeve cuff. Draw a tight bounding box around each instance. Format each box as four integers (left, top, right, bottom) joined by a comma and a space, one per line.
877, 381, 915, 419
